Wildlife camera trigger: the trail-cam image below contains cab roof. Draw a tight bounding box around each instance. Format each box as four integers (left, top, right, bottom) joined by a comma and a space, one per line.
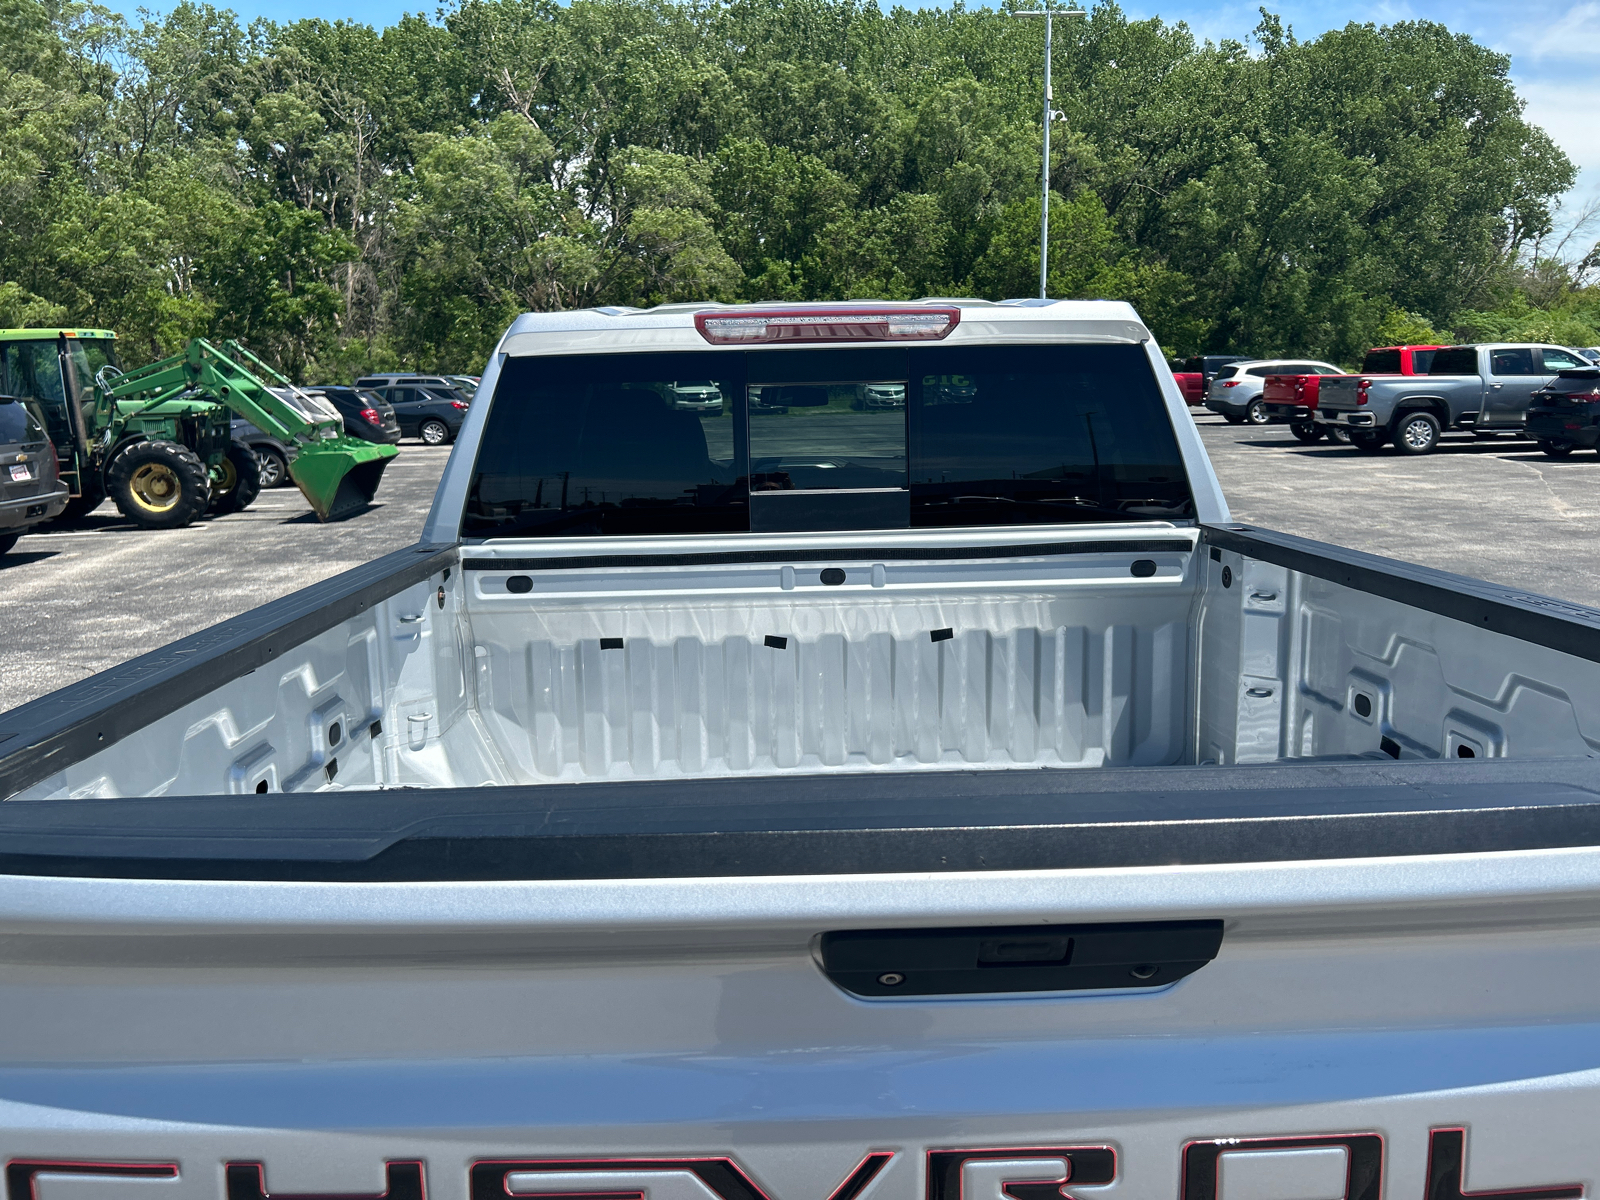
0, 328, 115, 342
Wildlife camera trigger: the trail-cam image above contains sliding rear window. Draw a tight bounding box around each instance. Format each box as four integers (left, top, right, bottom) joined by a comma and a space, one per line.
465, 343, 1192, 537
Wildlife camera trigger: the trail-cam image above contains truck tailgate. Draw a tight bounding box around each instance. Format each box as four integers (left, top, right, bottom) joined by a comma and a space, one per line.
1315, 376, 1363, 413
2, 775, 1600, 1200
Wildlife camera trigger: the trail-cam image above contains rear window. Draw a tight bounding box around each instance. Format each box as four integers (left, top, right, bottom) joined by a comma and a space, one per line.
1362, 350, 1401, 373
1411, 349, 1437, 373
0, 399, 44, 447
1429, 347, 1479, 375
465, 344, 1193, 538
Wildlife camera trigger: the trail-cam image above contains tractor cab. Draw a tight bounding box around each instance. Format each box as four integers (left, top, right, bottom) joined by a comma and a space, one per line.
0, 329, 119, 509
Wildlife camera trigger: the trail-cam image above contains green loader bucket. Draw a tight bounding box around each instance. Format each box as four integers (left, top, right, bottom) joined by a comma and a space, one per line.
288, 437, 400, 521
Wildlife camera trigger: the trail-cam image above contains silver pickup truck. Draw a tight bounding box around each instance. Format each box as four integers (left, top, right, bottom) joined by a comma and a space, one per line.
1316, 342, 1592, 453
6, 299, 1600, 1200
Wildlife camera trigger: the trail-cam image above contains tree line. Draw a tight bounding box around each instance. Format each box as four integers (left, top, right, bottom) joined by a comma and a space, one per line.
2, 0, 1593, 379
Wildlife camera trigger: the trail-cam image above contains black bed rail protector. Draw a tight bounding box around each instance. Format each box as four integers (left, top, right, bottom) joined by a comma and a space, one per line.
462, 537, 1196, 573
0, 759, 1596, 880
0, 542, 459, 800
1203, 523, 1600, 664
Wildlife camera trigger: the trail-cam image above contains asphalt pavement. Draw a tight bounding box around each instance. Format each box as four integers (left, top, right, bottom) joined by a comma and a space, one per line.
0, 445, 453, 712
4, 417, 1600, 715
1193, 413, 1600, 607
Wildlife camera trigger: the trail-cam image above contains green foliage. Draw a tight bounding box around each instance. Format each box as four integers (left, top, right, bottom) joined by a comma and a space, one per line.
0, 283, 68, 328
1375, 309, 1447, 347
1454, 291, 1600, 348
0, 0, 1580, 374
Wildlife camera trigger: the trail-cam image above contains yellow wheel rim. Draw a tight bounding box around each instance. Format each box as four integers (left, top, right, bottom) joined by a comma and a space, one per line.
215, 456, 237, 496
128, 463, 183, 513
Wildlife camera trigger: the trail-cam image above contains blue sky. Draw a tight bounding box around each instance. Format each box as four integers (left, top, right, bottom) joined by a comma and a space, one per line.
116, 0, 1599, 201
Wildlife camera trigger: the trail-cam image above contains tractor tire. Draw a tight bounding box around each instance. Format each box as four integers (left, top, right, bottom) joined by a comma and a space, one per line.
1290, 422, 1323, 443
1350, 431, 1387, 453
209, 442, 263, 515
107, 440, 211, 530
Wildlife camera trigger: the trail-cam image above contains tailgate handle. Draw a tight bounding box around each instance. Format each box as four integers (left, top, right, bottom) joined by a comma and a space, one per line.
819, 919, 1223, 998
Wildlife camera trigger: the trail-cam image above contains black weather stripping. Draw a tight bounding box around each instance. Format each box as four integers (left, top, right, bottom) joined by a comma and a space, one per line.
764, 635, 789, 649
819, 920, 1223, 997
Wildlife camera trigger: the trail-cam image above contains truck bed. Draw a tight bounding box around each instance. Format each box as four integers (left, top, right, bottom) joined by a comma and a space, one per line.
6, 522, 1599, 804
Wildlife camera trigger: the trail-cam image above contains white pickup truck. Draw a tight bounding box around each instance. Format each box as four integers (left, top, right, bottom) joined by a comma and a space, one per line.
2, 300, 1600, 1200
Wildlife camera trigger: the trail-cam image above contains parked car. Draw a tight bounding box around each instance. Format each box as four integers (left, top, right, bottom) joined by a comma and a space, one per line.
229, 418, 295, 488
353, 373, 464, 393
861, 382, 906, 410
315, 386, 402, 445
1316, 342, 1593, 453
1574, 347, 1600, 365
926, 374, 977, 404
1526, 365, 1600, 456
668, 381, 723, 412
0, 394, 67, 554
445, 374, 481, 398
1263, 345, 1442, 442
364, 381, 470, 444
1204, 359, 1343, 424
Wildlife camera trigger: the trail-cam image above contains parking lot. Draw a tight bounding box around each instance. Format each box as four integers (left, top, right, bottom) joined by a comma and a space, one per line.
3, 417, 1599, 714
0, 445, 453, 710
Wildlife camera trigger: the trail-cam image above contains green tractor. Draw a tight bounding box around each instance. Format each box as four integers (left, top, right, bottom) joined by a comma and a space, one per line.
0, 328, 397, 527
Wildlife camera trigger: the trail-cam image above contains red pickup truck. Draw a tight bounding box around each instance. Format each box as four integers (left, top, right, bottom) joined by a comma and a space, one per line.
1264, 344, 1442, 441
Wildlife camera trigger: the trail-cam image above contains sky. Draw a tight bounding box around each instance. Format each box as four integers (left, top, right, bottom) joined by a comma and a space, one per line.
107, 0, 1600, 204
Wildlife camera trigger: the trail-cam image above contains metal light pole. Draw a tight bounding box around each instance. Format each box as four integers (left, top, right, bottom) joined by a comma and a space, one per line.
1010, 4, 1087, 298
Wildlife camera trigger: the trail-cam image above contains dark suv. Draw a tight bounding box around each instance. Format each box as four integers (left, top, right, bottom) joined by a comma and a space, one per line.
354, 376, 469, 444
315, 386, 402, 445
0, 395, 68, 556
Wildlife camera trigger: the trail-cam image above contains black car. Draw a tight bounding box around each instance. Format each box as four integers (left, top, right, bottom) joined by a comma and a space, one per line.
314, 386, 402, 445
0, 395, 68, 555
230, 419, 295, 488
360, 380, 470, 444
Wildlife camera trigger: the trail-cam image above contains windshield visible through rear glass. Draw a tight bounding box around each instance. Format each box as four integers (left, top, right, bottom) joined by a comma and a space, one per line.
464, 343, 1193, 538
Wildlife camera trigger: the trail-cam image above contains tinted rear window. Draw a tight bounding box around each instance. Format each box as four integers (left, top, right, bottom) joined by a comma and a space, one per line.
1362, 350, 1401, 373
910, 344, 1193, 526
1411, 350, 1437, 373
0, 399, 43, 447
1429, 347, 1479, 375
465, 344, 1193, 538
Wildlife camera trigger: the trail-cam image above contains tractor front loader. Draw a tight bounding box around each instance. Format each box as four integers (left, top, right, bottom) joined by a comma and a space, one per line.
102, 339, 399, 523
0, 329, 396, 530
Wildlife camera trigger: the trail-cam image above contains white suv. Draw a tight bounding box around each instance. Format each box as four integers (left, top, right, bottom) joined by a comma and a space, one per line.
1204, 358, 1343, 424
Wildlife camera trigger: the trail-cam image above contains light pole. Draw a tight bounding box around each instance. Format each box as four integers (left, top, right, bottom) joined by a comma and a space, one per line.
1010, 4, 1087, 299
